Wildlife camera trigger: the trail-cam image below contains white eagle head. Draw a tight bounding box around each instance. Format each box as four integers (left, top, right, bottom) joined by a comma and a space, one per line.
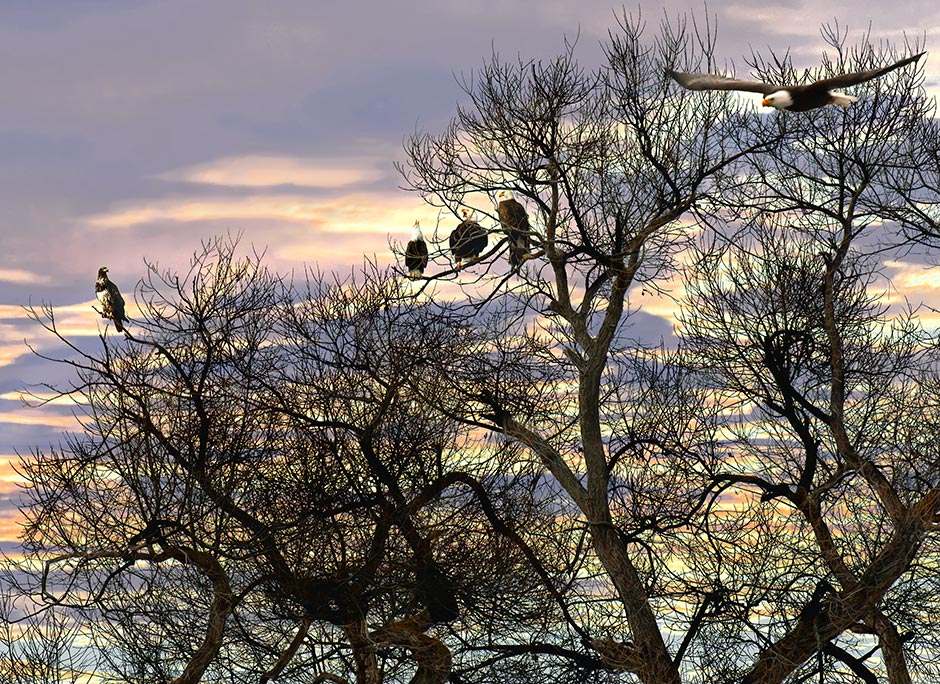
496, 189, 513, 202
412, 220, 423, 241
461, 207, 475, 220
761, 90, 793, 109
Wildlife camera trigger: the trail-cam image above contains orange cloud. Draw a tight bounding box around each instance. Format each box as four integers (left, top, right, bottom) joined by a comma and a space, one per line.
0, 455, 24, 484
158, 155, 386, 188
0, 411, 80, 430
0, 456, 25, 545
0, 392, 87, 407
84, 192, 446, 235
885, 260, 940, 292
0, 302, 133, 366
0, 518, 22, 546
0, 307, 107, 373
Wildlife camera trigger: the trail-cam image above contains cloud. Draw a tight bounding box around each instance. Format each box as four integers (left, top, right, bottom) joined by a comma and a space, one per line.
878, 260, 940, 323
158, 155, 386, 189
723, 1, 938, 38
0, 410, 79, 431
0, 454, 25, 485
723, 4, 817, 38
0, 326, 32, 367
1, 299, 131, 336
82, 190, 450, 245
0, 269, 51, 286
0, 517, 23, 546
719, 1, 940, 91
85, 193, 387, 231
0, 301, 131, 383
75, 183, 515, 277
885, 260, 940, 292
0, 391, 86, 406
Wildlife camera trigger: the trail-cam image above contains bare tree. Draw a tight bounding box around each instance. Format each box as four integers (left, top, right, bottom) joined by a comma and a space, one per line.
11, 237, 588, 683
9, 10, 940, 684
397, 11, 783, 684
398, 11, 939, 684
678, 27, 940, 684
0, 584, 101, 684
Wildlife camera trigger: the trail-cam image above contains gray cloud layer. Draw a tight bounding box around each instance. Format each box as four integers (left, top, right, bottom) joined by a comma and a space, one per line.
1, 0, 938, 470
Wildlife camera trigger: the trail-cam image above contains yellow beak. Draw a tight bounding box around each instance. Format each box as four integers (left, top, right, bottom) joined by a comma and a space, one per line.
761, 98, 772, 107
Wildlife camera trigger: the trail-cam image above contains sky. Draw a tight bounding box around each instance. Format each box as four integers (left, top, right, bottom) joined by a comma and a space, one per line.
2, 0, 940, 546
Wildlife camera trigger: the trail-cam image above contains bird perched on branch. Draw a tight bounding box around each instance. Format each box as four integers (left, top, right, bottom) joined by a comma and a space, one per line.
496, 190, 533, 269
449, 208, 487, 269
667, 51, 925, 112
128, 518, 183, 549
404, 220, 429, 278
95, 266, 128, 333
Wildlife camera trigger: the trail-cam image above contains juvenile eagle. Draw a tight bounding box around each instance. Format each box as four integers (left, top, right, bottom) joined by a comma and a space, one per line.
404, 220, 429, 278
95, 266, 128, 333
668, 51, 925, 112
449, 209, 487, 269
496, 190, 533, 268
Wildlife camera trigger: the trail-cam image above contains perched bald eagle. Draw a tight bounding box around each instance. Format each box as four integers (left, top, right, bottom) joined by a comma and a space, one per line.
404, 220, 429, 278
668, 51, 925, 112
449, 209, 487, 269
496, 190, 533, 269
95, 266, 128, 333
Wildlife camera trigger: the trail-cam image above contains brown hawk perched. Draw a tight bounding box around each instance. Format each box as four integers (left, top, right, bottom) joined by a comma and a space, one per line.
95, 266, 128, 333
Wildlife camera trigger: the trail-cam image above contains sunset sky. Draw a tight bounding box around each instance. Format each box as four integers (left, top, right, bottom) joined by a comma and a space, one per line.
2, 0, 940, 546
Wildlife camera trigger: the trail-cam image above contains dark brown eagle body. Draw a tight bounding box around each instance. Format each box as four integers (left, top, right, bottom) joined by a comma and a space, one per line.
668, 51, 925, 112
496, 192, 532, 268
405, 221, 429, 278
95, 266, 128, 333
449, 211, 487, 268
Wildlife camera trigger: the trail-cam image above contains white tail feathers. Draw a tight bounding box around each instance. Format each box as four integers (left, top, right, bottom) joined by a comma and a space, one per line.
829, 92, 859, 108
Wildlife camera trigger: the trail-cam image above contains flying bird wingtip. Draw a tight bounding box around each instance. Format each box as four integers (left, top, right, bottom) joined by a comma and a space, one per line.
902, 51, 927, 65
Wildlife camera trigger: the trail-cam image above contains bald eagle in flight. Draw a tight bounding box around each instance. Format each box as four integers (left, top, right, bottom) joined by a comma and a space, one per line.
405, 220, 429, 278
449, 209, 487, 269
95, 266, 128, 333
668, 51, 925, 112
496, 190, 533, 269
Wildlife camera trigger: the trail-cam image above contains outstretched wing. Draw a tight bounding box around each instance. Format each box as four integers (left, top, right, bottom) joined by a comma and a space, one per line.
814, 51, 925, 90
667, 69, 777, 95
